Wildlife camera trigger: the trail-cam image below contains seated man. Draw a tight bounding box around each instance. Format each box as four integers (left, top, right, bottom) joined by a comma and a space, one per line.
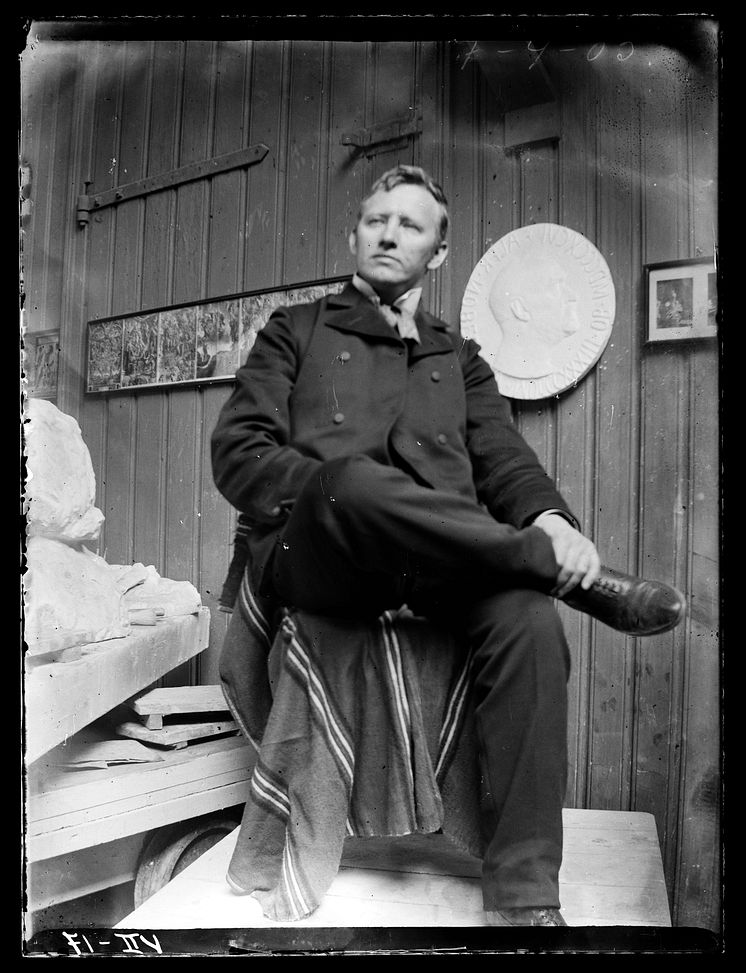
211, 164, 684, 926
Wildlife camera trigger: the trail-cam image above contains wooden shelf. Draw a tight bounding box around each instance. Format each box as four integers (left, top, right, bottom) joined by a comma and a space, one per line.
27, 734, 253, 863
24, 608, 211, 764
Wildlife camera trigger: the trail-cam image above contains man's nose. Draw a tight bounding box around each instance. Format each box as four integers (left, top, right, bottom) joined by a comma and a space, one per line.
380, 219, 399, 246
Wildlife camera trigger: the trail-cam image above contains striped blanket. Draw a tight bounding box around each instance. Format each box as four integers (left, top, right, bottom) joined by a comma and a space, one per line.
219, 567, 485, 922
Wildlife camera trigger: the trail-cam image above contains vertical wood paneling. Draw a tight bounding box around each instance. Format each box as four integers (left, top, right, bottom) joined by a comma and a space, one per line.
104, 42, 152, 566
479, 91, 510, 266
161, 388, 200, 689
243, 41, 286, 293
134, 40, 182, 573
554, 55, 597, 808
24, 45, 61, 334
132, 395, 166, 570
172, 40, 216, 304
102, 397, 135, 564
639, 48, 695, 905
18, 40, 95, 422
99, 42, 134, 567
208, 41, 250, 293
585, 57, 641, 813
671, 50, 720, 931
199, 40, 251, 682
444, 52, 481, 324
371, 42, 418, 177
325, 43, 368, 277
420, 41, 450, 319
675, 342, 719, 930
197, 389, 233, 686
57, 44, 96, 425
110, 42, 150, 318
141, 41, 182, 310
513, 143, 559, 478
284, 41, 330, 283
163, 39, 217, 685
19, 45, 46, 332
43, 56, 76, 340
163, 391, 200, 585
79, 42, 127, 552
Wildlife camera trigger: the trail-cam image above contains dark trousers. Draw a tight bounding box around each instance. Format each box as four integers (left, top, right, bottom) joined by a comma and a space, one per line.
272, 454, 571, 910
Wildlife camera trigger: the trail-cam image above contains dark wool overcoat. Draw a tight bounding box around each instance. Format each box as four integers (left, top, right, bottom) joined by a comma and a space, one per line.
211, 281, 575, 595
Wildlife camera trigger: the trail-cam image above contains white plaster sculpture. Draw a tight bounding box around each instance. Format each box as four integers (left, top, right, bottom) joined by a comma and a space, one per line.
23, 399, 201, 659
461, 223, 616, 400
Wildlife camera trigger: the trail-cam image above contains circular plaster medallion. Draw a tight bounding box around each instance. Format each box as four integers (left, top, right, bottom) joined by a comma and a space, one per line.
460, 223, 616, 400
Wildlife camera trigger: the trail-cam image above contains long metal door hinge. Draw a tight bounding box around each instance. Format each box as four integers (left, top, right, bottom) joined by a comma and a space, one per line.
76, 142, 269, 227
340, 111, 422, 157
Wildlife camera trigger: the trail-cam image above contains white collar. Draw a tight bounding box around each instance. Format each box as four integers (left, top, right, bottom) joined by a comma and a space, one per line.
351, 274, 423, 316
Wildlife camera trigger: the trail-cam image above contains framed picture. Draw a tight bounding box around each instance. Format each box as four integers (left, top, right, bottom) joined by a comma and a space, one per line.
85, 276, 347, 394
26, 329, 60, 399
645, 257, 717, 344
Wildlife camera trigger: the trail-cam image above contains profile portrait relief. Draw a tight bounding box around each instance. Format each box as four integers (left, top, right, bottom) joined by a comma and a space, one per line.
461, 223, 616, 400
487, 255, 582, 379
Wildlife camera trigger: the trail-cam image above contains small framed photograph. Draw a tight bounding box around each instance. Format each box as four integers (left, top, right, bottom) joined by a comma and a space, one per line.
26, 329, 60, 399
645, 257, 717, 344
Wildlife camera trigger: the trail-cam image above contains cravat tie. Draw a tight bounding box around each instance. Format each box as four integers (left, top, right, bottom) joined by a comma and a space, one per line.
378, 301, 420, 342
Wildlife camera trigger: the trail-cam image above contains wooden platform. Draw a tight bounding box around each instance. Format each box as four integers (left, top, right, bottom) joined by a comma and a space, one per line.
116, 809, 671, 928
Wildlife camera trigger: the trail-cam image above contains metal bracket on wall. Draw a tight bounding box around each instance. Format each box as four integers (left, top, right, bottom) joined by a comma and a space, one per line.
340, 111, 422, 158
76, 142, 269, 227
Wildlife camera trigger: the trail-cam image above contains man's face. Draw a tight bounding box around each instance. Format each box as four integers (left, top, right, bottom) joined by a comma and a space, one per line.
489, 257, 580, 347
518, 260, 580, 344
349, 183, 448, 302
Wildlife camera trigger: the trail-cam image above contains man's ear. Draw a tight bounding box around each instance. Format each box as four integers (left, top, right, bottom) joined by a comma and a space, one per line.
509, 298, 530, 322
348, 229, 358, 256
427, 241, 448, 271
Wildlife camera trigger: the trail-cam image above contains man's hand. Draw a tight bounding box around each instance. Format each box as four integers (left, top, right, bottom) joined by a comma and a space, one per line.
532, 512, 601, 598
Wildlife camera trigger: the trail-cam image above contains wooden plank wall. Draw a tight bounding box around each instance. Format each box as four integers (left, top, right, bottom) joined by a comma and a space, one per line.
20, 34, 719, 931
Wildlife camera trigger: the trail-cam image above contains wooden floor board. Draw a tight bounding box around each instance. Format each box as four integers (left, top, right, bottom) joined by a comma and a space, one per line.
115, 809, 672, 929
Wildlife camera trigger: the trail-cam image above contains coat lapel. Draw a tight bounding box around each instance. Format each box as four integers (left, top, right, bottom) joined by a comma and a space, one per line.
409, 308, 456, 362
324, 281, 454, 358
324, 282, 400, 343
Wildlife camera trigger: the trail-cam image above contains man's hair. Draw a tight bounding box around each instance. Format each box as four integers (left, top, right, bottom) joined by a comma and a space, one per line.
360, 165, 449, 245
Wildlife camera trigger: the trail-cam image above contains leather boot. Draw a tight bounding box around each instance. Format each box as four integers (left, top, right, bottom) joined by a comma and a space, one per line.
562, 566, 686, 636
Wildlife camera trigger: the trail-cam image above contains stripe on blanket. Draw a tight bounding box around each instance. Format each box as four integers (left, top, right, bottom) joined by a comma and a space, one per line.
435, 649, 473, 785
379, 612, 416, 799
238, 569, 272, 648
250, 760, 291, 820
280, 833, 314, 920
282, 616, 356, 788
251, 761, 316, 920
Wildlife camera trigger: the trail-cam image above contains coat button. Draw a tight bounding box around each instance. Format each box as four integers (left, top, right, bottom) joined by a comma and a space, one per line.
339, 351, 351, 362
437, 433, 448, 445
431, 370, 441, 382
271, 505, 282, 517
333, 412, 345, 424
